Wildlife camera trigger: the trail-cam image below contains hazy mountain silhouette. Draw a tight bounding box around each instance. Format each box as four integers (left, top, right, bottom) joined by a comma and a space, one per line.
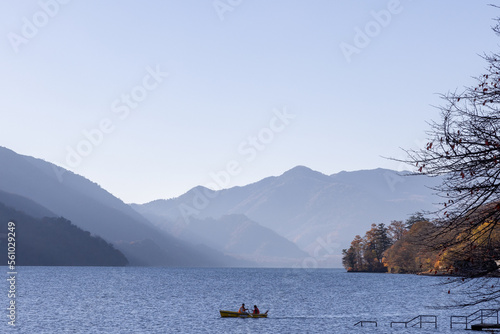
0, 145, 440, 267
139, 213, 308, 267
0, 146, 242, 267
0, 202, 128, 266
0, 189, 56, 219
135, 166, 441, 267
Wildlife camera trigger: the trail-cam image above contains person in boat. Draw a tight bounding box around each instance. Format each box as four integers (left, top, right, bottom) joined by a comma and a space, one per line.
252, 305, 260, 315
238, 303, 248, 314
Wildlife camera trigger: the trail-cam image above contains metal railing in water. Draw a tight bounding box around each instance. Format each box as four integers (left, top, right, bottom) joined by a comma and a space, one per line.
390, 315, 437, 328
450, 308, 499, 329
353, 320, 377, 327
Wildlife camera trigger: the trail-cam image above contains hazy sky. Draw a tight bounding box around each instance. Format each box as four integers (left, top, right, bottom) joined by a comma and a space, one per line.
0, 1, 497, 203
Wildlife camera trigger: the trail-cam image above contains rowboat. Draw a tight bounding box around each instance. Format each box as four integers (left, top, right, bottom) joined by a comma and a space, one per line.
219, 310, 268, 318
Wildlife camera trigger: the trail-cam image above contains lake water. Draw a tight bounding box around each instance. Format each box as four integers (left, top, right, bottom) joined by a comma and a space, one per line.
2, 267, 496, 333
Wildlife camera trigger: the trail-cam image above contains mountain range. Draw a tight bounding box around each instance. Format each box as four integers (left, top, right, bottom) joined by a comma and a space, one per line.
0, 146, 441, 267
0, 146, 242, 267
133, 166, 442, 267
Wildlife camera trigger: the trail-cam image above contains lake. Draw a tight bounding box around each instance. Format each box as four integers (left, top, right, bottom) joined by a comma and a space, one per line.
2, 267, 494, 333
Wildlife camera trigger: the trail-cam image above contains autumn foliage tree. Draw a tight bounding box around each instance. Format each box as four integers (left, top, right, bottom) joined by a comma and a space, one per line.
388, 220, 407, 241
383, 220, 438, 274
342, 217, 438, 274
400, 17, 500, 281
342, 235, 364, 271
435, 214, 500, 276
342, 223, 394, 272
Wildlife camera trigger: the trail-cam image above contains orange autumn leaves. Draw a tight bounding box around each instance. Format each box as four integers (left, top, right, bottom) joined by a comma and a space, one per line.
344, 215, 500, 277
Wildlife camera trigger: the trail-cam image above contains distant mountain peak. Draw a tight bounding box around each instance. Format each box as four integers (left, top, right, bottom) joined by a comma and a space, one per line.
288, 165, 313, 171
281, 165, 315, 176
189, 185, 214, 193
280, 165, 331, 182
134, 164, 441, 267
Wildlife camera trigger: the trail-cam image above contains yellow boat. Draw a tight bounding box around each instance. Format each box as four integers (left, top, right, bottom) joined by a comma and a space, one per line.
219, 310, 268, 318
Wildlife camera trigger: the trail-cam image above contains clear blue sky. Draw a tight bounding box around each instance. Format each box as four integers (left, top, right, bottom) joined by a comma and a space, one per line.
0, 1, 497, 203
